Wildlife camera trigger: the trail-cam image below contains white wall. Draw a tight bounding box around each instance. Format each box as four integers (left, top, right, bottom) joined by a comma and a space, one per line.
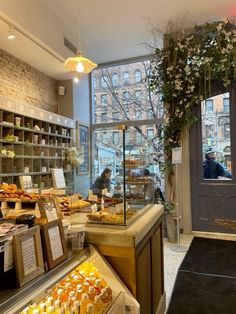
0, 0, 75, 59
73, 75, 90, 197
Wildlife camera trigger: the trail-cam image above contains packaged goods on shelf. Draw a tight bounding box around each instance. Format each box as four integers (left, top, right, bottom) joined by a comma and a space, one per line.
19, 261, 112, 314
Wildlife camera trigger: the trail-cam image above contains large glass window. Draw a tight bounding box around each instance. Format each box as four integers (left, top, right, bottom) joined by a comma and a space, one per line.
201, 93, 231, 180
91, 59, 164, 192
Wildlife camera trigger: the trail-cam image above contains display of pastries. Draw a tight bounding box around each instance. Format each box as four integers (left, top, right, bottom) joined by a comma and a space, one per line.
0, 183, 41, 201
123, 159, 145, 166
87, 209, 137, 224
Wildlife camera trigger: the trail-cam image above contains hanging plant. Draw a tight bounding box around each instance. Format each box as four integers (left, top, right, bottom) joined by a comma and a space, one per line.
149, 18, 236, 190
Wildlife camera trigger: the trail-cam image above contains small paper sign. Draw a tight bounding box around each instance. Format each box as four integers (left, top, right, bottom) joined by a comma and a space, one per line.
101, 188, 108, 195
88, 194, 98, 202
91, 204, 98, 213
88, 190, 93, 195
172, 147, 182, 164
51, 168, 66, 189
19, 176, 33, 190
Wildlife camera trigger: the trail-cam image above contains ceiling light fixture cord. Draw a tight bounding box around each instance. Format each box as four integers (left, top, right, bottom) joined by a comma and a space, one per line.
63, 0, 97, 78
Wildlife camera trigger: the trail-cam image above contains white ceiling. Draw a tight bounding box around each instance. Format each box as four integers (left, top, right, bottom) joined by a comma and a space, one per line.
1, 0, 236, 80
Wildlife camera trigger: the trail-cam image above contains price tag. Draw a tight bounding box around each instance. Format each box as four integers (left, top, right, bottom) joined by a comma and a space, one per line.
101, 188, 108, 195
88, 189, 93, 195
91, 204, 98, 213
88, 194, 98, 202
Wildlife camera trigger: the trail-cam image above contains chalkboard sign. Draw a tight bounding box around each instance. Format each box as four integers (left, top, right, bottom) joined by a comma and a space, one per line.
77, 123, 89, 174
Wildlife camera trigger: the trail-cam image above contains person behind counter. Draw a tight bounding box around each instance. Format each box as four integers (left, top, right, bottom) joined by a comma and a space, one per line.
91, 168, 112, 195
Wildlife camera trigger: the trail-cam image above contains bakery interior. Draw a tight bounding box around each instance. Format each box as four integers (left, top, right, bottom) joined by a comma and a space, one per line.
0, 1, 236, 314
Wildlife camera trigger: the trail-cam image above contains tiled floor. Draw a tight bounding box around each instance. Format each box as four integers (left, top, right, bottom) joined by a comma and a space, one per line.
164, 234, 193, 312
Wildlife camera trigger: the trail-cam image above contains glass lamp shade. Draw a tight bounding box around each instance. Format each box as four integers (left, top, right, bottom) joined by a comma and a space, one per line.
64, 54, 97, 74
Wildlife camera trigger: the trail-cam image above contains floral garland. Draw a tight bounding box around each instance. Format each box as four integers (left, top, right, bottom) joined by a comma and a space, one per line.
149, 18, 236, 188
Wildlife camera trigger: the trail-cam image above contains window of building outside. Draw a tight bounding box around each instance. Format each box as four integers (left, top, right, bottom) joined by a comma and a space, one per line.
201, 92, 231, 180
112, 92, 119, 106
112, 73, 119, 87
123, 91, 130, 103
112, 131, 119, 144
135, 90, 141, 104
93, 95, 97, 109
147, 128, 154, 139
101, 94, 107, 107
134, 70, 142, 83
205, 99, 213, 114
147, 109, 153, 119
101, 75, 108, 88
93, 77, 97, 89
123, 71, 129, 85
112, 111, 119, 121
101, 113, 107, 122
136, 130, 142, 141
135, 110, 142, 120
102, 131, 108, 142
91, 59, 164, 190
223, 98, 230, 113
224, 123, 230, 137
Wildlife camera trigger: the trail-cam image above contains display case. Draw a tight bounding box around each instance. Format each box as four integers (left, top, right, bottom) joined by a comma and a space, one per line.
88, 124, 157, 227
0, 245, 139, 314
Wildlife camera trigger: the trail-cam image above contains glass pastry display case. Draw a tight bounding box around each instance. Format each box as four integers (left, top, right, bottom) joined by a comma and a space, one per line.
88, 124, 157, 227
0, 245, 139, 314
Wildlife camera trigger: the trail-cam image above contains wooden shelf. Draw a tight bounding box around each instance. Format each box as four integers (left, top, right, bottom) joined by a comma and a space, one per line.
0, 107, 75, 193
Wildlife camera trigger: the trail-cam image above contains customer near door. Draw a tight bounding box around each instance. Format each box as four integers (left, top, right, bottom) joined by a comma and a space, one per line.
91, 168, 112, 195
203, 148, 231, 179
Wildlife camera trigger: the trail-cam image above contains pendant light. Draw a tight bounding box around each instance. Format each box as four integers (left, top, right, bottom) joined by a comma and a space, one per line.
63, 0, 97, 77
64, 52, 97, 74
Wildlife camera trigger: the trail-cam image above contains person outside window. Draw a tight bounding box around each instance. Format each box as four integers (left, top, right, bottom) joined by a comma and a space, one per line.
203, 148, 231, 179
91, 168, 112, 195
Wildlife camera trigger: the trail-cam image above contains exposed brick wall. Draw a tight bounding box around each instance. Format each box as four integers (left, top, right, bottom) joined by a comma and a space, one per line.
0, 49, 58, 113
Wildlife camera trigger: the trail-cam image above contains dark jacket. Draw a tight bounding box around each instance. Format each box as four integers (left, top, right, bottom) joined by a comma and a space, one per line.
203, 160, 231, 179
91, 176, 110, 195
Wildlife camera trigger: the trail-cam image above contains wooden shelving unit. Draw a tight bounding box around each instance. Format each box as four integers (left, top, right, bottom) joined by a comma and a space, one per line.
0, 98, 76, 193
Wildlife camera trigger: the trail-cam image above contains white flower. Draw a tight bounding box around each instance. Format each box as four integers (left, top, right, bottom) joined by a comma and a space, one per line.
184, 65, 191, 73
227, 44, 233, 50
1, 149, 7, 155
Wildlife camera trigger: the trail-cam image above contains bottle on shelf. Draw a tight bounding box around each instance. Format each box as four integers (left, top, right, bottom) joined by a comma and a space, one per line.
80, 293, 90, 314
93, 295, 105, 313
85, 303, 94, 314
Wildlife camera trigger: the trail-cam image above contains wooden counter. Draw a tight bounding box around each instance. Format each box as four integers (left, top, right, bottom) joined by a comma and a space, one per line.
69, 204, 166, 314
